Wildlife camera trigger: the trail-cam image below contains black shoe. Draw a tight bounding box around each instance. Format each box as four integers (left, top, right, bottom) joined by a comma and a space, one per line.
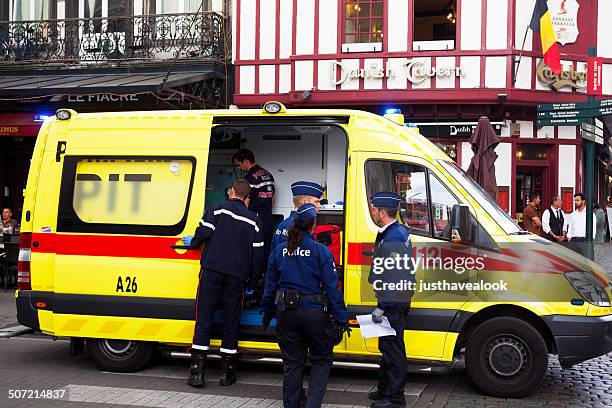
368, 390, 385, 401
219, 353, 237, 386
187, 350, 206, 387
370, 399, 405, 408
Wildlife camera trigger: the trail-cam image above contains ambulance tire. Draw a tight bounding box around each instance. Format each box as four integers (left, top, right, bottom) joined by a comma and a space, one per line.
465, 317, 548, 398
88, 338, 156, 372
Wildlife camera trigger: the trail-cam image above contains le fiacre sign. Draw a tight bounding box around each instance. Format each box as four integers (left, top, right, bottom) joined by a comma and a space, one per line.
332, 60, 464, 85
548, 0, 579, 45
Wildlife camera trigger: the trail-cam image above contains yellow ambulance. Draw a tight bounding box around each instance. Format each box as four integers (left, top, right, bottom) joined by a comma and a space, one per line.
15, 103, 612, 398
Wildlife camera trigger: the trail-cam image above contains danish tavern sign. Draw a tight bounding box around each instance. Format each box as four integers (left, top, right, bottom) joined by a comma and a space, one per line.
332, 60, 464, 85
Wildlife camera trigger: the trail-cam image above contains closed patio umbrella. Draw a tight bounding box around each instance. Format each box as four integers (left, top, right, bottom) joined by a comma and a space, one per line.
467, 116, 500, 198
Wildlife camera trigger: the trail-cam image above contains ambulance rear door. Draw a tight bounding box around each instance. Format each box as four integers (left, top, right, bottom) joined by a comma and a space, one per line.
47, 112, 212, 344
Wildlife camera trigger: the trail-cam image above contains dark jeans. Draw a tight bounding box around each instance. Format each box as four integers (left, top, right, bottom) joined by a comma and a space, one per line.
192, 269, 244, 351
377, 304, 409, 405
277, 307, 334, 408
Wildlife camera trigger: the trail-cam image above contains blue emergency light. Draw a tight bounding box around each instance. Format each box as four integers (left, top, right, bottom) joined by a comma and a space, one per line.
384, 108, 401, 115
34, 113, 52, 122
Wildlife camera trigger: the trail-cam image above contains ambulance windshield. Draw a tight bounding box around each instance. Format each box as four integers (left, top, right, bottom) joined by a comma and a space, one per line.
438, 160, 523, 235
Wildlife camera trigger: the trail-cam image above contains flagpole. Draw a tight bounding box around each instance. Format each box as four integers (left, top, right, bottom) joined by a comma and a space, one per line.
512, 25, 530, 85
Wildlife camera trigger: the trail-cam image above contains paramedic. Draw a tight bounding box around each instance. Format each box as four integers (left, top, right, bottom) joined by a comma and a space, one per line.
233, 149, 275, 260
186, 178, 265, 388
261, 203, 349, 408
367, 192, 414, 408
271, 181, 324, 249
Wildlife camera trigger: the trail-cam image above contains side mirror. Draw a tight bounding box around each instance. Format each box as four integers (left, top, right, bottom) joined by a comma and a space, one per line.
450, 204, 473, 243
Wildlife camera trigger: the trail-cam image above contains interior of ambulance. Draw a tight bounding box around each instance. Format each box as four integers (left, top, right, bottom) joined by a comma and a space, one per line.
205, 122, 348, 330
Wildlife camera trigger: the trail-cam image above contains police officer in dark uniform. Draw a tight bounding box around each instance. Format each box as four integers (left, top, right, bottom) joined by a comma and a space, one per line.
367, 192, 414, 408
261, 203, 349, 408
271, 181, 324, 250
233, 149, 275, 258
185, 178, 265, 388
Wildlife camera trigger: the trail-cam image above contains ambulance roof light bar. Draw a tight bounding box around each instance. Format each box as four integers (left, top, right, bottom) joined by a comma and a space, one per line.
383, 107, 404, 126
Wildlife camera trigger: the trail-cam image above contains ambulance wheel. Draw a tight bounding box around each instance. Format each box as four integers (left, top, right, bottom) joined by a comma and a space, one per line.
465, 317, 548, 398
88, 338, 156, 372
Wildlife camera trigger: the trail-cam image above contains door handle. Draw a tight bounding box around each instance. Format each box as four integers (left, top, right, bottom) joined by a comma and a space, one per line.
170, 244, 194, 250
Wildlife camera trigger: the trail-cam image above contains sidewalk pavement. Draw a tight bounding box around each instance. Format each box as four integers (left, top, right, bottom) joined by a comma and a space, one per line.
0, 290, 16, 328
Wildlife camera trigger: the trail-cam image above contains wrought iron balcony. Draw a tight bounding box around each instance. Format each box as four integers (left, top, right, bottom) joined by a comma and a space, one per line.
0, 12, 229, 66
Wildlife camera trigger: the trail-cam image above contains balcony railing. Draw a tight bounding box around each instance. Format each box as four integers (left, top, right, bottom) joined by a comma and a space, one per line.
0, 12, 229, 65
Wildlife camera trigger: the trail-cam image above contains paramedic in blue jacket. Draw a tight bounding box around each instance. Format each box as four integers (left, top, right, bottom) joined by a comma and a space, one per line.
185, 179, 264, 388
271, 181, 324, 250
261, 203, 348, 408
367, 192, 414, 408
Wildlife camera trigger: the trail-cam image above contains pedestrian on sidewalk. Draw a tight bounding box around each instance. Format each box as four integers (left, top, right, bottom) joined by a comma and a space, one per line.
563, 193, 596, 257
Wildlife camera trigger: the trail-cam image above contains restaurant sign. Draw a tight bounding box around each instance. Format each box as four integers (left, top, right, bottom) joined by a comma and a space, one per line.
333, 60, 464, 85
536, 60, 586, 91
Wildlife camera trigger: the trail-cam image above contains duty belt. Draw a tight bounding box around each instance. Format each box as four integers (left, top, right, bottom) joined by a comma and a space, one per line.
275, 290, 328, 311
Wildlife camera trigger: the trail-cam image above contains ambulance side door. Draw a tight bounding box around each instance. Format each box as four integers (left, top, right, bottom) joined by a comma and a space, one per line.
348, 152, 479, 359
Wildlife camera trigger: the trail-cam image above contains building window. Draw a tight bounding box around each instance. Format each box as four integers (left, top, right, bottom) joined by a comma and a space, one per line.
413, 0, 456, 50
516, 144, 548, 161
157, 0, 208, 14
344, 0, 384, 44
10, 0, 50, 21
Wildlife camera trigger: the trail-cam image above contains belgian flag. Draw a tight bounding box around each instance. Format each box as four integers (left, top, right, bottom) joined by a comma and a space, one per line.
529, 0, 561, 76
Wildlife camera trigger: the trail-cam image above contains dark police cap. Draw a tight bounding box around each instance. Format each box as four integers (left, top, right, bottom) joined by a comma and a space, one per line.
290, 181, 324, 199
370, 192, 401, 209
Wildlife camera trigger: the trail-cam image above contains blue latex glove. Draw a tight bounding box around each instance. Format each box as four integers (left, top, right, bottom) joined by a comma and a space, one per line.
244, 289, 255, 296
181, 235, 194, 246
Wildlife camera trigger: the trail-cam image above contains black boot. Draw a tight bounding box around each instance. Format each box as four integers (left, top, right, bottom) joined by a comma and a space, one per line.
219, 353, 237, 386
188, 350, 206, 387
368, 389, 385, 401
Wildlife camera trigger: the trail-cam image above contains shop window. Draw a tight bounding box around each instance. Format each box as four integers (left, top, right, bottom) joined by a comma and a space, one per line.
436, 143, 458, 161
516, 144, 548, 161
343, 0, 384, 47
10, 0, 50, 21
413, 0, 456, 51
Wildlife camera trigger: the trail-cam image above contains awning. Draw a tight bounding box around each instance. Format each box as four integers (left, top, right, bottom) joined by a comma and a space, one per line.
0, 70, 222, 96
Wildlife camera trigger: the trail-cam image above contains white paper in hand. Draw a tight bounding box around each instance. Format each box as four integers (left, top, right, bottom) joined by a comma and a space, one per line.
356, 314, 396, 338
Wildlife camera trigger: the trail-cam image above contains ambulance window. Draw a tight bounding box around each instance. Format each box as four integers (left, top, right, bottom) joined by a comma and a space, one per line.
58, 157, 196, 235
365, 160, 430, 237
428, 171, 459, 240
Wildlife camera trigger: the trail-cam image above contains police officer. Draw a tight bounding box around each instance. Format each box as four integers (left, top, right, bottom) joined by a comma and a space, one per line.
186, 179, 264, 388
271, 181, 324, 250
261, 203, 349, 408
367, 192, 414, 408
233, 149, 275, 258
